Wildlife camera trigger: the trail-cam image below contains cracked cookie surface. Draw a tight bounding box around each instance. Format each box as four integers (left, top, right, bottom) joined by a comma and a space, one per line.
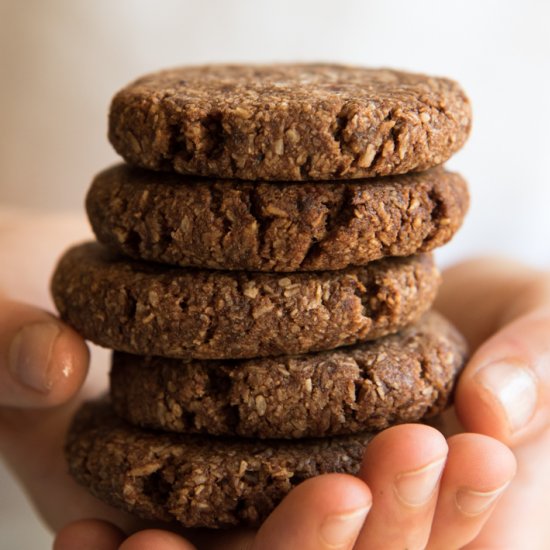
110, 312, 467, 438
108, 64, 471, 180
51, 243, 439, 360
66, 399, 373, 528
87, 164, 469, 271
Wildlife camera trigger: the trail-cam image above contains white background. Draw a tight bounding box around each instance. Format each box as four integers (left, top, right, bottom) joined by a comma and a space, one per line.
0, 0, 549, 547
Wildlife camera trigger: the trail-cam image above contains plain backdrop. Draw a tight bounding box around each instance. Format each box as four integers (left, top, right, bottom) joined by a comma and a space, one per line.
0, 0, 549, 547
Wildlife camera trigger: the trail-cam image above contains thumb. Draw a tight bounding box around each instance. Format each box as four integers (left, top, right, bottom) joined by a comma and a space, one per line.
0, 298, 89, 409
456, 306, 550, 446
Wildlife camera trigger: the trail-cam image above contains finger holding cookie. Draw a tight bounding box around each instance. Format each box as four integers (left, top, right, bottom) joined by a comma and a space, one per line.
0, 298, 88, 411
436, 258, 550, 446
435, 259, 550, 549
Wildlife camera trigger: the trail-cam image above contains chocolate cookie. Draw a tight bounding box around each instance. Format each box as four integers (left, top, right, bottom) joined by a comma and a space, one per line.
87, 164, 469, 271
66, 400, 373, 528
108, 64, 471, 181
51, 243, 439, 360
110, 312, 467, 438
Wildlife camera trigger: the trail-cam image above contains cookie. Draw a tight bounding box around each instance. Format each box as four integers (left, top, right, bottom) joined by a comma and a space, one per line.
87, 164, 469, 271
108, 64, 471, 181
66, 400, 373, 528
110, 312, 467, 438
51, 243, 439, 360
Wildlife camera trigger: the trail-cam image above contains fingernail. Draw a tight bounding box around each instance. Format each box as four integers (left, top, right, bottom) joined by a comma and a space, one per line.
475, 361, 538, 433
8, 322, 60, 392
319, 506, 370, 548
394, 457, 446, 507
455, 482, 510, 516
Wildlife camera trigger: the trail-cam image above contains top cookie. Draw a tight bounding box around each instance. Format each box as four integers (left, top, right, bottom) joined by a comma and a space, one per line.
109, 64, 471, 181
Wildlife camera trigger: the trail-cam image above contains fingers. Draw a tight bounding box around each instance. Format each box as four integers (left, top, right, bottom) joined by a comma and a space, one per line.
427, 433, 516, 549
436, 259, 550, 446
355, 424, 448, 550
54, 522, 198, 550
250, 473, 371, 550
455, 308, 550, 446
53, 519, 125, 550
0, 299, 89, 409
119, 530, 197, 550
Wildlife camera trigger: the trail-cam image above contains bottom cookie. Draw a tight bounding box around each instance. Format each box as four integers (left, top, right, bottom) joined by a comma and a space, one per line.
66, 400, 373, 528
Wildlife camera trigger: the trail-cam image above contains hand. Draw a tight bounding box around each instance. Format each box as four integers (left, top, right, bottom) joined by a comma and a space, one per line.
434, 258, 550, 549
0, 210, 144, 535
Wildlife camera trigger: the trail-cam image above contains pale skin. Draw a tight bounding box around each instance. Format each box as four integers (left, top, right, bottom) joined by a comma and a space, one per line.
0, 212, 548, 549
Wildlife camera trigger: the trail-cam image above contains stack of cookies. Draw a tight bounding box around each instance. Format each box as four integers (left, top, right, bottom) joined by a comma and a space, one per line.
51, 64, 471, 528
